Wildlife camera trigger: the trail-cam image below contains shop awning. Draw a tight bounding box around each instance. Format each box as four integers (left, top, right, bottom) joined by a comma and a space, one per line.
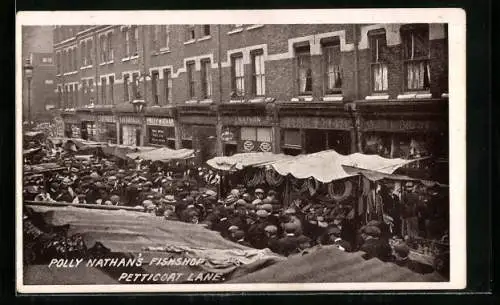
270, 150, 420, 183
206, 152, 295, 172
126, 147, 195, 162
342, 165, 420, 182
24, 131, 45, 138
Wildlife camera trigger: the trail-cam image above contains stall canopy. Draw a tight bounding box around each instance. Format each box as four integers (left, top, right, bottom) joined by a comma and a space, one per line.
126, 147, 195, 162
101, 144, 157, 160
270, 150, 421, 183
207, 152, 295, 172
23, 147, 42, 156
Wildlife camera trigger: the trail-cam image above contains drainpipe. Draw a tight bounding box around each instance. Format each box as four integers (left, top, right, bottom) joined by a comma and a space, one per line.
215, 25, 224, 156
94, 31, 99, 105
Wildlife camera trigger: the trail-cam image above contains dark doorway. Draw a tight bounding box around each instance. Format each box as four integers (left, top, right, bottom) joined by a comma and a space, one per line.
135, 129, 141, 146
305, 130, 326, 154
224, 143, 237, 156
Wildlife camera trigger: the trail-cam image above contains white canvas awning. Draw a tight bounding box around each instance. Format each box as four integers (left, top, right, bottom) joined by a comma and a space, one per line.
207, 152, 295, 172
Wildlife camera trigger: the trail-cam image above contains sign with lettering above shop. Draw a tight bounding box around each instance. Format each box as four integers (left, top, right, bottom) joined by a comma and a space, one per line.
146, 117, 174, 127
362, 119, 443, 132
280, 116, 352, 130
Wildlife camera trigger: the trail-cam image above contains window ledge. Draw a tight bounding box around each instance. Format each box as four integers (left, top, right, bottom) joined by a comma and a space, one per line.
246, 24, 264, 31
441, 93, 449, 98
184, 40, 196, 45
122, 57, 131, 62
63, 71, 78, 76
397, 92, 432, 99
229, 99, 245, 104
159, 47, 170, 53
185, 100, 198, 104
199, 99, 213, 104
249, 97, 265, 103
227, 28, 244, 35
80, 65, 93, 70
322, 95, 343, 102
107, 60, 114, 64
365, 94, 389, 100
292, 95, 314, 102
99, 62, 107, 66
198, 35, 212, 42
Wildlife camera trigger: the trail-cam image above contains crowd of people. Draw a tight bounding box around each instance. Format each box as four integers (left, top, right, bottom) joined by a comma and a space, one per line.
23, 137, 446, 276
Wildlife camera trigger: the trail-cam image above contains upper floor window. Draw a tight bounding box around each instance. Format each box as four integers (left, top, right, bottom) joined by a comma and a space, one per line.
152, 25, 170, 52
101, 77, 107, 104
295, 45, 312, 95
163, 68, 172, 104
109, 75, 114, 104
186, 61, 196, 98
201, 59, 212, 99
81, 41, 87, 66
122, 26, 138, 58
100, 32, 114, 63
231, 54, 245, 97
369, 29, 389, 92
123, 74, 130, 102
42, 57, 53, 64
56, 52, 61, 74
401, 24, 430, 91
151, 70, 160, 105
87, 39, 93, 65
185, 25, 195, 41
202, 25, 211, 36
251, 50, 265, 96
322, 38, 342, 95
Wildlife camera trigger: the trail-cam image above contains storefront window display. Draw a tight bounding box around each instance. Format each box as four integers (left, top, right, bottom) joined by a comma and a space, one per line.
121, 124, 141, 146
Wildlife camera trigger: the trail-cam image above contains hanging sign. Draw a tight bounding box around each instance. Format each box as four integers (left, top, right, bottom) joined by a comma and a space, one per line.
221, 130, 234, 142
146, 117, 174, 127
243, 140, 255, 152
259, 141, 272, 152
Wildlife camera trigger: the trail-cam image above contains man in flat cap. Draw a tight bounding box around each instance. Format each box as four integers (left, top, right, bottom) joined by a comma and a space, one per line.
276, 222, 304, 257
247, 209, 271, 249
324, 226, 352, 252
359, 225, 392, 261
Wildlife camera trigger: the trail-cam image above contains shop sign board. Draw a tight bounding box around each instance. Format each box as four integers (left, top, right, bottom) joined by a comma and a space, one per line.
80, 113, 96, 122
280, 116, 352, 130
96, 115, 116, 123
148, 126, 175, 145
363, 119, 441, 131
119, 115, 143, 125
240, 140, 272, 153
222, 116, 270, 126
180, 115, 216, 125
146, 117, 174, 127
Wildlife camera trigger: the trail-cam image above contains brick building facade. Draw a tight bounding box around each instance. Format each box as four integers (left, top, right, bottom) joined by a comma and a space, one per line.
53, 24, 448, 181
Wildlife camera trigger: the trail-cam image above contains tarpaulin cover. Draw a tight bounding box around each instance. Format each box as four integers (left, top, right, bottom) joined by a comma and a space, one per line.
24, 131, 45, 138
23, 147, 42, 156
126, 147, 195, 162
229, 245, 445, 283
23, 205, 283, 284
101, 144, 157, 160
207, 152, 295, 172
271, 150, 418, 183
23, 162, 65, 174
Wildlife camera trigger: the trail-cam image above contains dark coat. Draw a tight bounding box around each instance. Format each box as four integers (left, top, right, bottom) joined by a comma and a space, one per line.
360, 238, 393, 261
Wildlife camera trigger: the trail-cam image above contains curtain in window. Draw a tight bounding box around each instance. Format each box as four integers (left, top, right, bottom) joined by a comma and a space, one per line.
298, 55, 312, 94
254, 54, 265, 95
372, 63, 388, 91
122, 125, 138, 146
234, 57, 245, 94
407, 60, 430, 90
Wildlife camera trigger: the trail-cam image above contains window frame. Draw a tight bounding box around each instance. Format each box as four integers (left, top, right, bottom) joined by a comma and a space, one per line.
123, 74, 130, 102
200, 59, 212, 99
109, 75, 114, 104
401, 24, 431, 92
101, 77, 107, 104
151, 70, 160, 105
295, 45, 313, 96
368, 29, 389, 93
251, 49, 266, 96
186, 61, 196, 99
202, 25, 211, 37
321, 39, 342, 95
231, 53, 245, 97
163, 68, 172, 104
185, 25, 196, 41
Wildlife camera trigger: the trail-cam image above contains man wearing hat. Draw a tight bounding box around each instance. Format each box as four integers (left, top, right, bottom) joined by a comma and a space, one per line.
391, 242, 434, 274
264, 225, 280, 253
324, 226, 352, 252
227, 225, 240, 242
233, 230, 252, 247
254, 188, 265, 200
284, 208, 304, 236
247, 209, 271, 249
359, 225, 392, 261
276, 222, 303, 257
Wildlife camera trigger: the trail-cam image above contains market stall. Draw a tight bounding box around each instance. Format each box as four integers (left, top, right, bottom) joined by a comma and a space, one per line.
126, 147, 195, 162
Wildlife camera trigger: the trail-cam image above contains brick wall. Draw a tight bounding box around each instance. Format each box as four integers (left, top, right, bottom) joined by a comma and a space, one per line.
54, 24, 449, 110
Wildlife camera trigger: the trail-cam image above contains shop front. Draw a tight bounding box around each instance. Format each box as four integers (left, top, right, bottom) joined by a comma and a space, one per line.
146, 117, 176, 149
279, 116, 353, 155
221, 114, 275, 155
360, 117, 449, 183
119, 115, 144, 147
178, 113, 217, 163
62, 114, 80, 138
95, 114, 117, 144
